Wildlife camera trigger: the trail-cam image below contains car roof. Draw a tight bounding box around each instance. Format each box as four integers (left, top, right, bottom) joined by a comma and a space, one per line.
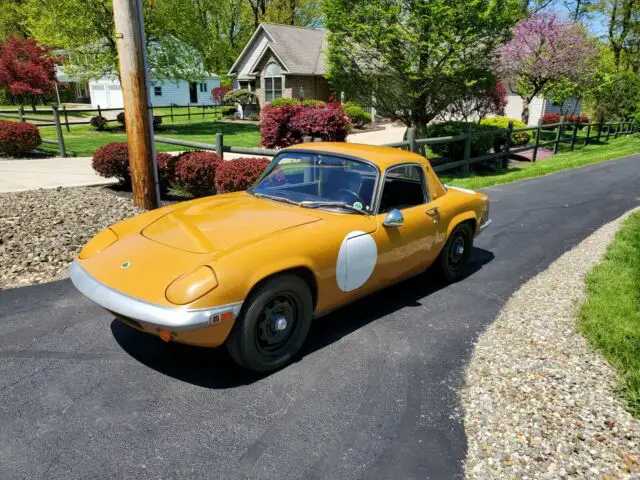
284, 142, 429, 170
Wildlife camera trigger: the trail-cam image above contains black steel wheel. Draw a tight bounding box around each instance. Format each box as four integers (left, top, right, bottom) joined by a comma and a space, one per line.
437, 222, 473, 282
227, 274, 313, 372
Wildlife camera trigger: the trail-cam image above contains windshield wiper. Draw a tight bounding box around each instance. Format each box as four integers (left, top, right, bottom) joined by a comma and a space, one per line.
299, 200, 369, 215
253, 192, 299, 206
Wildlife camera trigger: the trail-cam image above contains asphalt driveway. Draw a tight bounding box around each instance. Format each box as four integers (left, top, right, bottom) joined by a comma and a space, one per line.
1, 155, 640, 479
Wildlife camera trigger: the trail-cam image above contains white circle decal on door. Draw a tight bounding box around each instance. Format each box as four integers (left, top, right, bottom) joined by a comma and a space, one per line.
336, 231, 378, 292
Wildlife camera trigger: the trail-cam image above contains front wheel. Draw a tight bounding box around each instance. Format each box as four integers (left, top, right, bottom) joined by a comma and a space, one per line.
437, 223, 473, 282
226, 274, 313, 372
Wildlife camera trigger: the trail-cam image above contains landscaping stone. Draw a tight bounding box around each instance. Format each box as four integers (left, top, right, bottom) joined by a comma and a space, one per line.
463, 208, 640, 479
0, 186, 141, 289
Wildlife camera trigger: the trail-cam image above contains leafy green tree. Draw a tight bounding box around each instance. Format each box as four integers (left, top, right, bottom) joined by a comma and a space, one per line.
324, 0, 522, 133
20, 0, 207, 81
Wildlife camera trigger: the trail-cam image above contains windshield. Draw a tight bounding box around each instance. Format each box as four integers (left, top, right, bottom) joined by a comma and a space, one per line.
251, 152, 379, 213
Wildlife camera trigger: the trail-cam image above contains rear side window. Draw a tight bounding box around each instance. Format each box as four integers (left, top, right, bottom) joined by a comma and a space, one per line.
379, 165, 427, 213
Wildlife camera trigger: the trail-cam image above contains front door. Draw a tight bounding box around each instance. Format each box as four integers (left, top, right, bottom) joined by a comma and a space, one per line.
189, 82, 198, 103
370, 164, 439, 285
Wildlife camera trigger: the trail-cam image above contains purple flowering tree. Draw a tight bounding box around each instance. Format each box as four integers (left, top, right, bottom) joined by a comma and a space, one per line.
496, 14, 597, 123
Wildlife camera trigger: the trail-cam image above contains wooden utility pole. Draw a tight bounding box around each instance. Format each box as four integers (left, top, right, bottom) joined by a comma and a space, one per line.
112, 0, 158, 209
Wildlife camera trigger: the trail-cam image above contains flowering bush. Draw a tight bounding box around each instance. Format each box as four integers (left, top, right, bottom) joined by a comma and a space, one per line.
156, 152, 177, 193
0, 120, 41, 156
211, 85, 232, 104
214, 157, 271, 193
260, 103, 351, 148
541, 113, 561, 125
92, 142, 129, 184
174, 151, 223, 197
90, 115, 108, 131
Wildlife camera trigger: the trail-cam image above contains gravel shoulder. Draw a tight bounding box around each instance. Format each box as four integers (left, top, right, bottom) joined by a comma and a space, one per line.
463, 208, 640, 479
0, 187, 140, 289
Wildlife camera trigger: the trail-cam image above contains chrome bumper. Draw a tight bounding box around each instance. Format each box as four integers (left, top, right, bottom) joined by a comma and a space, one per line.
478, 218, 492, 234
70, 261, 243, 331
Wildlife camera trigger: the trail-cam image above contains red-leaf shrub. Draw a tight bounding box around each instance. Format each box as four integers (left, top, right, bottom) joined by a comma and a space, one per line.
260, 103, 303, 148
565, 114, 590, 124
211, 85, 232, 104
0, 37, 58, 101
541, 113, 561, 125
92, 142, 129, 184
90, 115, 108, 131
0, 120, 41, 156
260, 103, 351, 148
156, 152, 176, 193
214, 157, 271, 193
174, 151, 223, 197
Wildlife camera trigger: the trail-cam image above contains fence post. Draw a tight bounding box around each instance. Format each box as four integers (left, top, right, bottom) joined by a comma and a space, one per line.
202, 103, 205, 120
51, 104, 67, 157
303, 136, 312, 143
570, 120, 578, 150
187, 104, 191, 120
170, 104, 174, 123
605, 122, 611, 142
97, 105, 102, 118
407, 127, 416, 153
532, 120, 541, 162
18, 105, 24, 122
553, 116, 564, 155
215, 132, 223, 159
503, 121, 514, 168
462, 123, 471, 175
62, 105, 70, 132
584, 121, 592, 146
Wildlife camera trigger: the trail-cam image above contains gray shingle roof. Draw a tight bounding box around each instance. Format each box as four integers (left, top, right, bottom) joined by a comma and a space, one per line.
260, 23, 327, 75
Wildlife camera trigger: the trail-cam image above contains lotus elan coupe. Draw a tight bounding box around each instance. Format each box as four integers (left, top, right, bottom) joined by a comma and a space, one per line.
71, 143, 491, 372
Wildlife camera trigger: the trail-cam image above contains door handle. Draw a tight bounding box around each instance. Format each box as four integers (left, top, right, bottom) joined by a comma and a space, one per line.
425, 207, 439, 217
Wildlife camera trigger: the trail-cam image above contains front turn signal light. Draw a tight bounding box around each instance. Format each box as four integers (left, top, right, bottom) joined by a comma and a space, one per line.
78, 228, 119, 259
166, 266, 218, 305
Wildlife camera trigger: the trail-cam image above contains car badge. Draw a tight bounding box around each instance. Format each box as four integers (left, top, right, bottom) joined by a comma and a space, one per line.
353, 201, 364, 210
121, 261, 131, 270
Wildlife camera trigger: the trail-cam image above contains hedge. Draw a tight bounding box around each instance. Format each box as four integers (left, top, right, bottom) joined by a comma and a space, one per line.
214, 157, 271, 193
0, 120, 41, 156
174, 151, 223, 197
480, 116, 531, 147
344, 103, 372, 128
92, 142, 130, 184
426, 121, 501, 161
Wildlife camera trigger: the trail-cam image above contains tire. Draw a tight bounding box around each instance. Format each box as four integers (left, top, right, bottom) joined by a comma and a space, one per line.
226, 274, 313, 372
437, 222, 474, 282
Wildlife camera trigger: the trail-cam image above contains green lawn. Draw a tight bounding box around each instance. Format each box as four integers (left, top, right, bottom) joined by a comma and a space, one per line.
442, 135, 640, 190
579, 210, 640, 417
39, 119, 260, 157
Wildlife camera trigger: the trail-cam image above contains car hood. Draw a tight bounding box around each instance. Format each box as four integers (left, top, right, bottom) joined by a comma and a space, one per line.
142, 193, 322, 254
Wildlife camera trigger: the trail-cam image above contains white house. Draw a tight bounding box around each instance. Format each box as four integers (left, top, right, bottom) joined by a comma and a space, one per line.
502, 82, 582, 125
87, 75, 220, 108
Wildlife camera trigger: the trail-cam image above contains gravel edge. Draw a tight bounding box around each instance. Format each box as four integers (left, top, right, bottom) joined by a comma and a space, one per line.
463, 208, 640, 479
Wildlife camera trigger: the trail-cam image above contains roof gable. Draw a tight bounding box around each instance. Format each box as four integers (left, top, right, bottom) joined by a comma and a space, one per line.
229, 23, 327, 76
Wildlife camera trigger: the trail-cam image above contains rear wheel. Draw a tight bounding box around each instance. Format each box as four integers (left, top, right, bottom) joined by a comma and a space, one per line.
227, 274, 313, 372
437, 223, 473, 282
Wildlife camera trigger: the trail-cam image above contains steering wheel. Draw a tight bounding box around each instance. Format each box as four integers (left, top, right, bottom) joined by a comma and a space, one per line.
336, 189, 366, 208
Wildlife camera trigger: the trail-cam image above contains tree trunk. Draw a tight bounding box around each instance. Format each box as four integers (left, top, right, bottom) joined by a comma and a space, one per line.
521, 98, 530, 125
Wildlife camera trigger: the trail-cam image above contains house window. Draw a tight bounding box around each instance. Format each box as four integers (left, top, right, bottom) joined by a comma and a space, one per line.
264, 62, 282, 102
199, 82, 207, 92
154, 86, 162, 96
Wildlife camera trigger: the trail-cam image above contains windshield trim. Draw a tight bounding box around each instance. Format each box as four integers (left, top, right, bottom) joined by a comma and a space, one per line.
248, 149, 382, 213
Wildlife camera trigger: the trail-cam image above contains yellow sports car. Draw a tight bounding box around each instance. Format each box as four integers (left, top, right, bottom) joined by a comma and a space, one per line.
71, 143, 491, 372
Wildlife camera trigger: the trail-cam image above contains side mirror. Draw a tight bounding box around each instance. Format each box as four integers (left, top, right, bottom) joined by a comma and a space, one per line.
383, 208, 404, 227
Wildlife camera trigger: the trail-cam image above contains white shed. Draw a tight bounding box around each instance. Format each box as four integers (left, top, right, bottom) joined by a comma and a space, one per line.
88, 75, 221, 108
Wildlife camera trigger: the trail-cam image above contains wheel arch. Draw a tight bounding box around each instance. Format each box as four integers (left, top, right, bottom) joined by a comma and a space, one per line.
447, 211, 477, 237
246, 266, 319, 312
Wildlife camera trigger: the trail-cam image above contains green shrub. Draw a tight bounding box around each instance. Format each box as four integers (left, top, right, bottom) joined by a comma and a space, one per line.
480, 116, 531, 146
302, 99, 326, 106
425, 121, 501, 161
270, 98, 299, 107
344, 103, 372, 127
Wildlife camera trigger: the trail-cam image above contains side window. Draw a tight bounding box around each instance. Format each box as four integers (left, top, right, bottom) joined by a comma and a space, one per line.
379, 165, 427, 213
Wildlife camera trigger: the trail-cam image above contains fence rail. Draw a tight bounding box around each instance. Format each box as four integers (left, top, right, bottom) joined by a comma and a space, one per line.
0, 107, 637, 170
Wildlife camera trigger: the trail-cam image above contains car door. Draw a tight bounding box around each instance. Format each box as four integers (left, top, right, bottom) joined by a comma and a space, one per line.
370, 163, 439, 285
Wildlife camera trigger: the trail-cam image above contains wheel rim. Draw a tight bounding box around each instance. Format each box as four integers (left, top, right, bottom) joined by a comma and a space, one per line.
255, 292, 299, 356
448, 232, 467, 269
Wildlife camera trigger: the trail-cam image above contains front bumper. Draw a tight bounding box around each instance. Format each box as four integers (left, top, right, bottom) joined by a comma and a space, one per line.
478, 218, 492, 234
70, 261, 243, 332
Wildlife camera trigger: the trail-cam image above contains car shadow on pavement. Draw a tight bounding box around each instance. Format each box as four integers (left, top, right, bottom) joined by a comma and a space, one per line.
111, 247, 494, 389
